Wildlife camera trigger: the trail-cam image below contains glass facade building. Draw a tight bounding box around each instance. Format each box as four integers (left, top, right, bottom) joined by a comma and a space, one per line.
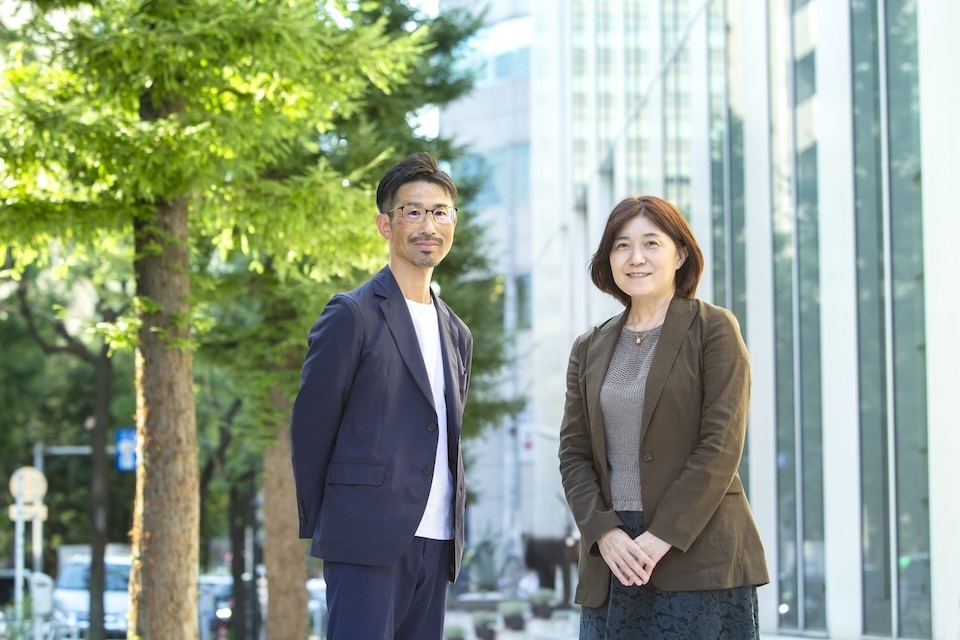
444, 0, 959, 636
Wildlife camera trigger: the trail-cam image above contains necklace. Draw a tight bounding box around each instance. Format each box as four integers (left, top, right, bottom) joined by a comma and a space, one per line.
626, 307, 668, 346
630, 325, 661, 346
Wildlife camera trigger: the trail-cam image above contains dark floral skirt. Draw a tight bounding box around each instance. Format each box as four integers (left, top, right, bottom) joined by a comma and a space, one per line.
579, 511, 760, 640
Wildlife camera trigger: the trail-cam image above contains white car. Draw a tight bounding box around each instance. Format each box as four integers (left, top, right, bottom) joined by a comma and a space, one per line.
52, 555, 131, 639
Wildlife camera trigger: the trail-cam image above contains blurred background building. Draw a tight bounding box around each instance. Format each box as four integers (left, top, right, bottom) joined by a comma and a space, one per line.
440, 0, 959, 637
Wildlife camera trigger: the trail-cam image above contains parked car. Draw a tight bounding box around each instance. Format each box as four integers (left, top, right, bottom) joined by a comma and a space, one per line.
0, 568, 32, 609
52, 554, 131, 639
206, 577, 261, 633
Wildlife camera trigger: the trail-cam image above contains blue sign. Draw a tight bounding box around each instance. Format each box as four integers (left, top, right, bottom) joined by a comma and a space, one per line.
115, 428, 137, 472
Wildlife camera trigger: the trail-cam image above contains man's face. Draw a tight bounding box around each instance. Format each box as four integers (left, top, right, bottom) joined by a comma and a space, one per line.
376, 181, 457, 270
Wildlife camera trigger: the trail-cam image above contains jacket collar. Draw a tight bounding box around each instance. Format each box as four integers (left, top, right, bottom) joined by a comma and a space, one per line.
584, 296, 698, 442
373, 266, 460, 416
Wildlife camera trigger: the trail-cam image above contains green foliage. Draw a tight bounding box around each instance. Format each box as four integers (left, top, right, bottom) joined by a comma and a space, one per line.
0, 271, 137, 564
528, 587, 556, 605
0, 0, 438, 562
323, 1, 487, 177
471, 609, 498, 626
314, 0, 517, 439
443, 624, 468, 640
0, 0, 515, 565
498, 600, 528, 617
0, 0, 428, 272
189, 0, 514, 444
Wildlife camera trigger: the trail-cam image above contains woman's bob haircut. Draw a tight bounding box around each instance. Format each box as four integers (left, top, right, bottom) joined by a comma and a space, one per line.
588, 195, 704, 306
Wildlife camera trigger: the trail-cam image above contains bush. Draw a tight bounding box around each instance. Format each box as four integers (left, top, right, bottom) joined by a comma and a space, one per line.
498, 600, 527, 630
471, 609, 498, 627
444, 625, 468, 640
529, 587, 556, 605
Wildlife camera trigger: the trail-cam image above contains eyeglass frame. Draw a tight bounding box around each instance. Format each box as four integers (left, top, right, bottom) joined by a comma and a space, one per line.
382, 203, 459, 225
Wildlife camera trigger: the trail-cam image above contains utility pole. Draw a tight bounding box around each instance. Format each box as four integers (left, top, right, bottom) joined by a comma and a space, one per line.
7, 465, 49, 635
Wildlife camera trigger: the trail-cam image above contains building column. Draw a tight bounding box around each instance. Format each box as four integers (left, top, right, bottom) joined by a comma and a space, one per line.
917, 0, 960, 637
816, 0, 863, 636
740, 0, 779, 632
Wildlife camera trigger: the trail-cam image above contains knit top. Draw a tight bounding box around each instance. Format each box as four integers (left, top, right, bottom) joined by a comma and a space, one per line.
600, 325, 662, 511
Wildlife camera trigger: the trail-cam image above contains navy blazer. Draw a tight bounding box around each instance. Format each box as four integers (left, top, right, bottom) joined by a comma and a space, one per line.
290, 266, 472, 582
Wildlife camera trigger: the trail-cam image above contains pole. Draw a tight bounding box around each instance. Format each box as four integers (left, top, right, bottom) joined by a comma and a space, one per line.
14, 472, 25, 627
32, 442, 44, 574
33, 577, 43, 640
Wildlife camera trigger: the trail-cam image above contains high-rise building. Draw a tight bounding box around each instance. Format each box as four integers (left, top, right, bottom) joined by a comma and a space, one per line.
443, 0, 957, 637
439, 0, 540, 585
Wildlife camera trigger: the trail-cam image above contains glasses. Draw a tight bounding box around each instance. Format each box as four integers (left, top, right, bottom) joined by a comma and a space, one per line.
384, 204, 458, 225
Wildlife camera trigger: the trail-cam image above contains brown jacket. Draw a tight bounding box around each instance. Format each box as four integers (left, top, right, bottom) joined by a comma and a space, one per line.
558, 296, 769, 606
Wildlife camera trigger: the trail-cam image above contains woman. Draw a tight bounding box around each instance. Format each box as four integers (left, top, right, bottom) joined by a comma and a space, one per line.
558, 195, 769, 639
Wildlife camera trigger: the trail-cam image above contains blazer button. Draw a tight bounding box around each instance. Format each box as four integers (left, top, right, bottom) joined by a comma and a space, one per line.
423, 465, 433, 475
642, 452, 654, 463
427, 422, 438, 432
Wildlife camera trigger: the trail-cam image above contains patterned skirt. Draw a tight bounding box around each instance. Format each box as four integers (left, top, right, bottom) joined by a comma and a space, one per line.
579, 511, 761, 640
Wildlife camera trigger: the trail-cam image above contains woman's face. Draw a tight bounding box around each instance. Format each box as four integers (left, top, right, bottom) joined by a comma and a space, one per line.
609, 215, 687, 304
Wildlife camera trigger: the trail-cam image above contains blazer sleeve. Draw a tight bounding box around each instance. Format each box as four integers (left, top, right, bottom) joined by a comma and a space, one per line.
558, 332, 624, 555
289, 294, 363, 539
645, 307, 751, 552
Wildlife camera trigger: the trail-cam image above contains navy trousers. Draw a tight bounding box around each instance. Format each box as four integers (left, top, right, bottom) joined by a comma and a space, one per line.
323, 537, 452, 640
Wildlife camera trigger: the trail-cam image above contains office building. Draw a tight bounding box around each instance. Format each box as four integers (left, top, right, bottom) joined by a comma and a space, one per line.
443, 0, 957, 637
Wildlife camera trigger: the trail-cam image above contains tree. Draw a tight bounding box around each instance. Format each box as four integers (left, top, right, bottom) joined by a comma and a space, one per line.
191, 4, 524, 635
7, 245, 133, 640
1, 2, 425, 636
0, 259, 136, 577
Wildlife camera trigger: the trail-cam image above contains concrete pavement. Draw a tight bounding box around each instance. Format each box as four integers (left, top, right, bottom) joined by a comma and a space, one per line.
443, 610, 578, 640
445, 609, 809, 640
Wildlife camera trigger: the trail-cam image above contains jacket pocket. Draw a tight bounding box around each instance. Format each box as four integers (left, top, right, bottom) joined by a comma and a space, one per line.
327, 463, 386, 486
726, 475, 744, 494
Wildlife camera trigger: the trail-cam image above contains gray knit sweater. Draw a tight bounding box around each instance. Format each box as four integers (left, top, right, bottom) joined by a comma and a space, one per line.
599, 325, 662, 511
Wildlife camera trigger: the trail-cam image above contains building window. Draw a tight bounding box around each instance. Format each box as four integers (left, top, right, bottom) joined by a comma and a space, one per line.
710, 0, 750, 488
852, 0, 931, 635
662, 0, 691, 214
466, 16, 533, 86
769, 0, 826, 631
493, 47, 531, 81
455, 144, 531, 210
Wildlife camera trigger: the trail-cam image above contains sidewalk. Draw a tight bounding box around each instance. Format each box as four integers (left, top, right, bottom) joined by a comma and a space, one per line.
496, 617, 578, 639
443, 610, 580, 640
446, 610, 806, 640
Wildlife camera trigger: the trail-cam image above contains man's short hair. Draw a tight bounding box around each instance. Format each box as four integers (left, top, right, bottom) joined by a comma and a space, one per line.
376, 153, 458, 214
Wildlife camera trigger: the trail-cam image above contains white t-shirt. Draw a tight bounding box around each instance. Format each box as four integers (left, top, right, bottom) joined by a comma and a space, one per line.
405, 298, 454, 540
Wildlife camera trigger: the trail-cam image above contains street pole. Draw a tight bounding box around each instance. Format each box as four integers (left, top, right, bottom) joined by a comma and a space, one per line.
14, 472, 25, 627
32, 442, 44, 574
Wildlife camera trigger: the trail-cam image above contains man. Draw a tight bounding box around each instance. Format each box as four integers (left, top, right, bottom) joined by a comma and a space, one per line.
290, 152, 473, 640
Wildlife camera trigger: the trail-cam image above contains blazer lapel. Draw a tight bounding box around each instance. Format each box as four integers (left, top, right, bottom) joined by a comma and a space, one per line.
584, 310, 629, 470
374, 268, 435, 407
640, 296, 697, 441
434, 295, 463, 436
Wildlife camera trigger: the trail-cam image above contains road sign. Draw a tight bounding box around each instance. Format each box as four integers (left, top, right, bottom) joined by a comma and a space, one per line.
115, 428, 137, 472
7, 504, 48, 521
8, 467, 47, 502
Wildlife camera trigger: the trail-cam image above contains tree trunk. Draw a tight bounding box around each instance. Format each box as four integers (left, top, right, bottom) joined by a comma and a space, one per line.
88, 352, 113, 640
199, 400, 238, 571
128, 198, 199, 639
262, 387, 309, 640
